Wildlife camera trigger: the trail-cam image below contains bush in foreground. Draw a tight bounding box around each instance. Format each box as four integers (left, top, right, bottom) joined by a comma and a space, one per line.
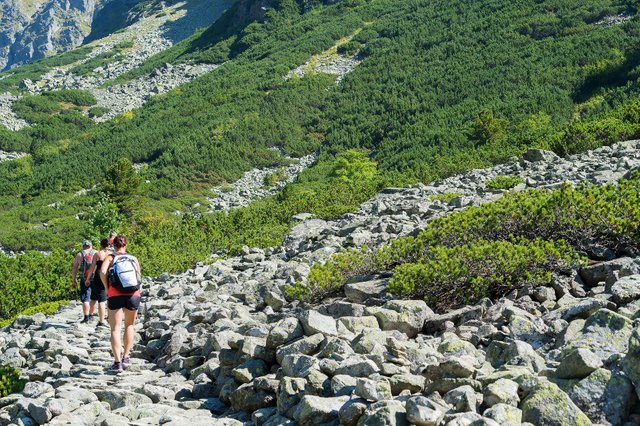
0, 367, 25, 397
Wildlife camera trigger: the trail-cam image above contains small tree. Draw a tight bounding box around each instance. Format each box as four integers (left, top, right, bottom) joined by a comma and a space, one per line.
467, 110, 508, 147
86, 196, 125, 242
101, 158, 141, 215
330, 149, 377, 185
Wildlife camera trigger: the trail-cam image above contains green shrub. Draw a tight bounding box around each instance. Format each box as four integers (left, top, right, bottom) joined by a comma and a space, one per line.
337, 40, 362, 56
0, 366, 25, 397
0, 250, 74, 320
42, 89, 97, 106
88, 106, 110, 118
549, 118, 639, 156
290, 174, 640, 307
0, 300, 69, 328
485, 175, 525, 190
430, 192, 461, 203
388, 239, 582, 311
264, 167, 288, 187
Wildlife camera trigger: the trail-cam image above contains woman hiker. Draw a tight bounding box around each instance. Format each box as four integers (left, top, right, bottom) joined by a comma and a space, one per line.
85, 238, 110, 328
100, 235, 142, 373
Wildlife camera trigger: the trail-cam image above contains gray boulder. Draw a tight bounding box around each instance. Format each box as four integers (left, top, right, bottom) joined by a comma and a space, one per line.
554, 348, 602, 379
521, 381, 591, 426
354, 377, 392, 402
483, 378, 519, 407
344, 279, 388, 303
299, 310, 338, 337
357, 400, 408, 426
405, 396, 446, 426
293, 395, 350, 425
609, 275, 640, 304
568, 367, 633, 425
367, 300, 432, 338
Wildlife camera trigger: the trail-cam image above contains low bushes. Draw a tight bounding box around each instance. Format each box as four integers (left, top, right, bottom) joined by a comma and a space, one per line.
287, 174, 640, 310
0, 300, 69, 328
0, 367, 25, 397
484, 175, 525, 190
388, 239, 581, 311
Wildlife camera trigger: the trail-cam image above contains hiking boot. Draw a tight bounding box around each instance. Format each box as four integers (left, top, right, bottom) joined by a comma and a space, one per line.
109, 362, 123, 374
80, 316, 89, 323
96, 321, 108, 328
122, 356, 131, 369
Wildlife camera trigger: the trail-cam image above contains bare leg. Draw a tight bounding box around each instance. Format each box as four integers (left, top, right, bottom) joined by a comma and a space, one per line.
82, 302, 90, 317
123, 309, 138, 359
98, 302, 106, 323
109, 308, 124, 362
89, 300, 96, 316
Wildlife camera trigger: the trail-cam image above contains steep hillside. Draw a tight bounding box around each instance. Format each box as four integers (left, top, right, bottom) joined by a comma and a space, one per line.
0, 0, 111, 71
1, 142, 640, 425
0, 0, 639, 326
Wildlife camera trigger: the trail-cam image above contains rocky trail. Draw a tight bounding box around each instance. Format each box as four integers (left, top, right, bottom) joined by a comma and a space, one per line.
2, 141, 640, 425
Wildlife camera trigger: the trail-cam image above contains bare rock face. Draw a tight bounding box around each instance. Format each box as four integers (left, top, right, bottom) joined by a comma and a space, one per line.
0, 0, 120, 69
1, 0, 109, 71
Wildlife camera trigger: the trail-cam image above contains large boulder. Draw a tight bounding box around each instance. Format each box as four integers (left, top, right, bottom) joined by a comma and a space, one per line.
266, 317, 304, 349
521, 381, 591, 426
293, 395, 350, 426
366, 300, 432, 338
579, 257, 635, 287
522, 148, 559, 163
554, 348, 602, 379
568, 368, 634, 425
344, 279, 388, 303
562, 309, 633, 362
608, 275, 640, 305
299, 310, 338, 337
357, 400, 408, 426
405, 396, 447, 426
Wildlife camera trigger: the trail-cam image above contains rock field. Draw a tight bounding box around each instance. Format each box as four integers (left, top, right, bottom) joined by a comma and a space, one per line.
2, 140, 640, 425
0, 150, 27, 164
0, 93, 28, 132
208, 154, 317, 212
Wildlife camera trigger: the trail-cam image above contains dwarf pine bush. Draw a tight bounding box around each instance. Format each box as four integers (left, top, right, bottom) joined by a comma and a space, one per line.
0, 367, 25, 397
484, 175, 525, 190
289, 174, 640, 309
388, 239, 583, 311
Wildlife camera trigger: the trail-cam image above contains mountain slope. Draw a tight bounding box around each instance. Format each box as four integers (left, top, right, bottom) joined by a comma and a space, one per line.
0, 141, 639, 424
0, 0, 639, 318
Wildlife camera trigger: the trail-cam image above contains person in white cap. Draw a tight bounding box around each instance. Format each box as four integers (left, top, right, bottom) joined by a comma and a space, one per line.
71, 240, 97, 323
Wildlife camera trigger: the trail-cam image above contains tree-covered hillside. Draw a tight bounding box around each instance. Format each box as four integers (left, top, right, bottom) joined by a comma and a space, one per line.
1, 0, 640, 318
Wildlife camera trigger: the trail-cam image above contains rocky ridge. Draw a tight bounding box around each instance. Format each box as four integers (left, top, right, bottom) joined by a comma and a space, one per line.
2, 140, 640, 425
0, 0, 232, 131
0, 0, 105, 71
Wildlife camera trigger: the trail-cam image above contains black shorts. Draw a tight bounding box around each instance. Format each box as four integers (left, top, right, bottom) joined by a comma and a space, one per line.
107, 295, 141, 311
90, 280, 107, 302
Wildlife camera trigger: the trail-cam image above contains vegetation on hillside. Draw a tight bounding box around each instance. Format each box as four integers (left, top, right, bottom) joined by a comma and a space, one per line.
0, 0, 640, 319
286, 173, 640, 310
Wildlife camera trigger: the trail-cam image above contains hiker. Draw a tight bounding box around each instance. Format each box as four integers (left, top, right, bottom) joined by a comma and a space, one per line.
107, 231, 117, 252
100, 235, 142, 373
71, 240, 97, 323
85, 238, 110, 328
